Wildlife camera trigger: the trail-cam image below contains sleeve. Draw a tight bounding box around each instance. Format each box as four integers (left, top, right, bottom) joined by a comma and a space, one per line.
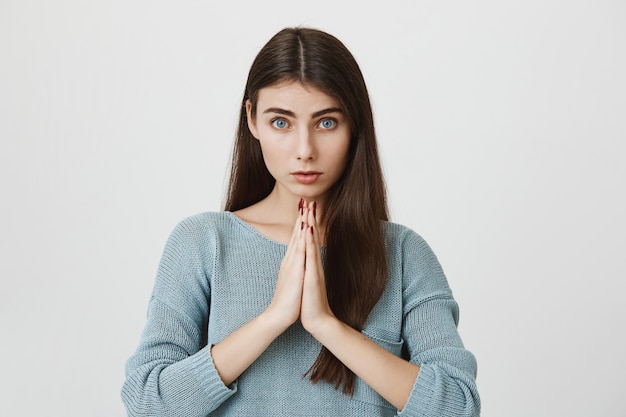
397, 230, 481, 417
121, 217, 236, 417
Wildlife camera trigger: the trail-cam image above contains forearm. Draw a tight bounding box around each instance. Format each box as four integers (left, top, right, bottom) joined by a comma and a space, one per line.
309, 318, 420, 411
122, 299, 236, 417
210, 204, 308, 387
210, 309, 288, 386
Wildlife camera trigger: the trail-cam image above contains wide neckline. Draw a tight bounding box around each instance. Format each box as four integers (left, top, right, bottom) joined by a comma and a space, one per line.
225, 211, 289, 247
225, 211, 326, 249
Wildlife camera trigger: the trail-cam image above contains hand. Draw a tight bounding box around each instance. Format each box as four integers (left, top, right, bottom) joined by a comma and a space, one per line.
211, 200, 308, 385
300, 201, 336, 335
265, 200, 307, 330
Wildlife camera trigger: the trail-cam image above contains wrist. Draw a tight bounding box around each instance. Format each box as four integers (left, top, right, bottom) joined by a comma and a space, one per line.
304, 314, 341, 343
261, 304, 296, 333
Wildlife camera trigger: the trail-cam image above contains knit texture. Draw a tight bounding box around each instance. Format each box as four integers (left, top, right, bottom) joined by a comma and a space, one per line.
121, 212, 480, 416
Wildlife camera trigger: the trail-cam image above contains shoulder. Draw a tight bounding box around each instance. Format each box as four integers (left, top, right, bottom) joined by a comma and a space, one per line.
382, 221, 451, 293
173, 211, 229, 232
170, 211, 242, 235
164, 211, 245, 252
382, 221, 431, 253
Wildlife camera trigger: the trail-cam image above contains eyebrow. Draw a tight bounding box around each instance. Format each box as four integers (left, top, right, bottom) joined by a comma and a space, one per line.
262, 107, 343, 119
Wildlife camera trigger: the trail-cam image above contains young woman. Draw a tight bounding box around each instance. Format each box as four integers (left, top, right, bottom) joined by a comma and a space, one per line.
122, 27, 480, 416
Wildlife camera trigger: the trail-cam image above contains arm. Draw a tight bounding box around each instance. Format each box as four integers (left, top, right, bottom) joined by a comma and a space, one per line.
121, 217, 234, 417
397, 231, 480, 416
306, 317, 420, 410
123, 207, 311, 415
300, 210, 480, 416
210, 209, 308, 385
300, 207, 418, 410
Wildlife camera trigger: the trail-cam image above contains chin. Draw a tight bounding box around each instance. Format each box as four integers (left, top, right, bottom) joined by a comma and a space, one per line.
292, 188, 327, 201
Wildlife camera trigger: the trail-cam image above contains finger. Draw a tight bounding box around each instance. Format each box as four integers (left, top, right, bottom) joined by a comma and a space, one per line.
295, 201, 306, 241
284, 199, 306, 260
305, 220, 320, 270
296, 204, 309, 255
306, 202, 324, 271
300, 204, 311, 255
305, 201, 320, 246
306, 201, 316, 227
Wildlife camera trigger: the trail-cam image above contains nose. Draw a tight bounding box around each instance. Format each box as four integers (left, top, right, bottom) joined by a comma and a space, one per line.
296, 127, 315, 160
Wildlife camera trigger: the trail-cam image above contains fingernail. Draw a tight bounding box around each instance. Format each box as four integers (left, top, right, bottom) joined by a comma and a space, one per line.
313, 201, 316, 218
301, 222, 304, 230
310, 226, 314, 235
298, 198, 303, 210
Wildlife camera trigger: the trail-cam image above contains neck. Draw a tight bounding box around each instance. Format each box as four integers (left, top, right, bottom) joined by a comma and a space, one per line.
260, 186, 326, 228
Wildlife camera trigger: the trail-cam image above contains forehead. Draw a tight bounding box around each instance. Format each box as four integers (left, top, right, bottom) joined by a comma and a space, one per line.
256, 81, 340, 112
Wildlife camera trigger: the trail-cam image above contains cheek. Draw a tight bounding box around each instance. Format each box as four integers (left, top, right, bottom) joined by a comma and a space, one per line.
337, 134, 352, 162
328, 137, 352, 174
256, 139, 285, 173
338, 151, 350, 174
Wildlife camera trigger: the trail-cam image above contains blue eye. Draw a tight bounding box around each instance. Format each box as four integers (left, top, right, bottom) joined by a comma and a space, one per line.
271, 118, 288, 129
319, 119, 336, 129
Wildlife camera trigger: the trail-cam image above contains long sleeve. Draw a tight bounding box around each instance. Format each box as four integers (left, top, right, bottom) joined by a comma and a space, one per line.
397, 230, 481, 416
121, 217, 235, 417
121, 213, 480, 416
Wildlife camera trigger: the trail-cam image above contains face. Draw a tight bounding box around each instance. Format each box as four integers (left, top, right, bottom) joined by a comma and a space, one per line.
246, 81, 351, 203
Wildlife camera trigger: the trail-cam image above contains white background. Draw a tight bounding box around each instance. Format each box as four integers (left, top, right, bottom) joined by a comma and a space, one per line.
1, 1, 624, 416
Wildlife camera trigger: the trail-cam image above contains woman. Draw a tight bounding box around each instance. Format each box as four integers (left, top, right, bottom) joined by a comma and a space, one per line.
122, 27, 480, 416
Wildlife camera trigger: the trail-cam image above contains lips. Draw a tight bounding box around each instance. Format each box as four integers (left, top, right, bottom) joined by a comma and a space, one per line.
291, 171, 322, 185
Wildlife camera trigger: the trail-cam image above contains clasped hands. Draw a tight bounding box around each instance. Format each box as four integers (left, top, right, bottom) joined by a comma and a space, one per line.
266, 199, 336, 336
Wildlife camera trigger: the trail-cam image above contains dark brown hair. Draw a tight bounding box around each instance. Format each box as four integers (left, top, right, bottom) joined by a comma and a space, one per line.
224, 27, 389, 395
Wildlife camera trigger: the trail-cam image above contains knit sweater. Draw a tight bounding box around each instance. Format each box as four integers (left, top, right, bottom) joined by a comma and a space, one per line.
121, 212, 480, 416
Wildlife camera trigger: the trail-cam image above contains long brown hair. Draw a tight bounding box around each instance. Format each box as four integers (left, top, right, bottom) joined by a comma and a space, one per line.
224, 27, 389, 395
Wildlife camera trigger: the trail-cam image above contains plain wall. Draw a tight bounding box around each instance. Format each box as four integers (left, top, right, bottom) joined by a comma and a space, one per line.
1, 1, 624, 415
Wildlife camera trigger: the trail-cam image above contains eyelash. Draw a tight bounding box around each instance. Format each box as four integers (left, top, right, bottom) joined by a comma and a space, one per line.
318, 118, 337, 129
270, 118, 338, 130
271, 118, 289, 129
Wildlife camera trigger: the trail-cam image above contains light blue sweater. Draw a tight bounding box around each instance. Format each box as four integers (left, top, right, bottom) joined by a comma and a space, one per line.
121, 212, 480, 416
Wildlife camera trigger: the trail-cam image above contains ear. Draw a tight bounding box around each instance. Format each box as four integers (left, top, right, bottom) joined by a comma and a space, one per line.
245, 100, 259, 139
